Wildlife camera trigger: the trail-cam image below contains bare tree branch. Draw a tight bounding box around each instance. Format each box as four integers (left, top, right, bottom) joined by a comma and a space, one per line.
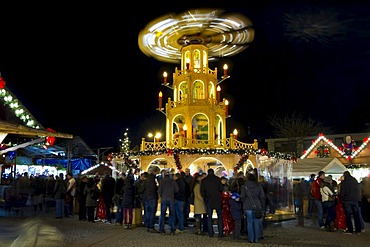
269, 112, 325, 156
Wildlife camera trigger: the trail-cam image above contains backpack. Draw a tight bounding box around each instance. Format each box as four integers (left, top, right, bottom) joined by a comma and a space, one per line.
311, 180, 322, 200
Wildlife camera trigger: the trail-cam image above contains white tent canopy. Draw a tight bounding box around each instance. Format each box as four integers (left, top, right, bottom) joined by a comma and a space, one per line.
292, 157, 347, 178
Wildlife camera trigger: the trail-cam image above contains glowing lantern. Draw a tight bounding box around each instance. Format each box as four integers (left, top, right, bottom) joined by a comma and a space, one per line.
45, 128, 56, 147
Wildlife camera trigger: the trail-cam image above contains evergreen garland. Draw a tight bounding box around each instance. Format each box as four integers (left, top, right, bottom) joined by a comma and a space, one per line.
173, 149, 182, 170
234, 153, 249, 172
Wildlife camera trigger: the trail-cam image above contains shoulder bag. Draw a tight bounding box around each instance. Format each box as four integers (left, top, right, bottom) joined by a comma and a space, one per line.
245, 184, 263, 219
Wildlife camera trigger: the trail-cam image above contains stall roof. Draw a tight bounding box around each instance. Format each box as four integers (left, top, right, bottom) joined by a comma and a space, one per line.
14, 136, 98, 159
292, 157, 348, 178
0, 82, 98, 160
0, 120, 73, 138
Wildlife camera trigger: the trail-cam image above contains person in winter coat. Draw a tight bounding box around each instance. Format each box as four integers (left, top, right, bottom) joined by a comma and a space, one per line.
200, 168, 224, 238
306, 173, 316, 218
158, 171, 179, 235
221, 177, 234, 236
230, 173, 246, 234
240, 172, 265, 243
84, 177, 99, 223
101, 172, 116, 224
192, 172, 208, 235
77, 175, 88, 221
183, 168, 194, 227
320, 176, 336, 231
121, 173, 136, 229
134, 172, 149, 209
335, 175, 347, 231
229, 191, 243, 240
340, 171, 362, 234
65, 172, 76, 218
173, 172, 187, 232
360, 176, 370, 223
53, 173, 66, 219
311, 170, 326, 229
143, 166, 160, 233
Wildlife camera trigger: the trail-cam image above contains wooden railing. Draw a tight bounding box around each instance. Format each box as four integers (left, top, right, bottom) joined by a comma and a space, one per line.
141, 136, 258, 151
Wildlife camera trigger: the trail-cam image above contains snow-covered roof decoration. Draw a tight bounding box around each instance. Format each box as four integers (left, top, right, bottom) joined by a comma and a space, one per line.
300, 133, 370, 160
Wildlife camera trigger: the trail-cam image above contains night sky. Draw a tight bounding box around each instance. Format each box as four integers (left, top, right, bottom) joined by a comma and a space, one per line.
0, 1, 369, 150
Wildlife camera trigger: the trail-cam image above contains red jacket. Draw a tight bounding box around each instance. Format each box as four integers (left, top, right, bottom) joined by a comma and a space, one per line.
311, 178, 323, 200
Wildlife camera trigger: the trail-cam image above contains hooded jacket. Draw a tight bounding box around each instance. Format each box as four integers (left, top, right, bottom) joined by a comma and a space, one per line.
240, 179, 265, 211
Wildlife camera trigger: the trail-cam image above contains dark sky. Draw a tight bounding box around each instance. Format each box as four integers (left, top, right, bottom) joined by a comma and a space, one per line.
0, 1, 369, 150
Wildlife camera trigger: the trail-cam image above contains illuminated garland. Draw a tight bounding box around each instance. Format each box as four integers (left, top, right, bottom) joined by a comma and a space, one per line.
0, 78, 42, 129
315, 144, 330, 158
111, 148, 295, 160
109, 148, 296, 175
110, 148, 296, 173
234, 153, 249, 172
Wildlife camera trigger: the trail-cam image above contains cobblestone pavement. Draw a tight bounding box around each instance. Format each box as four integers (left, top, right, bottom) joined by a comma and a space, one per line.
1, 209, 370, 247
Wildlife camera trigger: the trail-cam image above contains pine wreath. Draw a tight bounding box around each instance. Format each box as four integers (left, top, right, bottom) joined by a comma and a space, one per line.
315, 144, 330, 158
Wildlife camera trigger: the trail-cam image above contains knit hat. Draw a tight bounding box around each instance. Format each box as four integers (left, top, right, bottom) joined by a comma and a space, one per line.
231, 192, 240, 200
318, 171, 325, 177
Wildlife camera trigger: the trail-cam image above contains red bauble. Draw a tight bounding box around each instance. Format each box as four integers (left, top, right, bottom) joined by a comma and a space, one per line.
46, 128, 56, 146
0, 77, 6, 89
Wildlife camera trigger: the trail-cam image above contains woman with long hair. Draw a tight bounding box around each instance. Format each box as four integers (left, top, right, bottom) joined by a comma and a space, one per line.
240, 172, 266, 243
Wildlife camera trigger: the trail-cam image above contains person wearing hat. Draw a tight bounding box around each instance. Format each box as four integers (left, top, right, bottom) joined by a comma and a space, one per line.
310, 170, 326, 229
229, 192, 243, 240
320, 176, 336, 231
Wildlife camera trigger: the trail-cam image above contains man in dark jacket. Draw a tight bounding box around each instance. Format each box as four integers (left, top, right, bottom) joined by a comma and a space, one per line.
158, 172, 179, 235
174, 172, 187, 232
143, 166, 160, 233
200, 168, 224, 238
340, 171, 362, 234
183, 168, 194, 226
135, 172, 149, 208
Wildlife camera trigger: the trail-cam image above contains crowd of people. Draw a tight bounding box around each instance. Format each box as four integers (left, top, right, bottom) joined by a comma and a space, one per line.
2, 166, 369, 243
137, 166, 268, 243
294, 169, 370, 235
0, 167, 270, 243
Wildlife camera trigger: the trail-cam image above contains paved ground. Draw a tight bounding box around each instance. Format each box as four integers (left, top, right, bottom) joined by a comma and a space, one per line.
1, 208, 370, 247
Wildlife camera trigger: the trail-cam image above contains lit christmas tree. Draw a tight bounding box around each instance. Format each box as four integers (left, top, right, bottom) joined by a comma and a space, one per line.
120, 128, 131, 155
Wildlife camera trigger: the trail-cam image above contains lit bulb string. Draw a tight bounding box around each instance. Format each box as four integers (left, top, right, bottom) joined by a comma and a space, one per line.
81, 163, 117, 175
0, 86, 43, 129
300, 134, 370, 160
0, 78, 59, 150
